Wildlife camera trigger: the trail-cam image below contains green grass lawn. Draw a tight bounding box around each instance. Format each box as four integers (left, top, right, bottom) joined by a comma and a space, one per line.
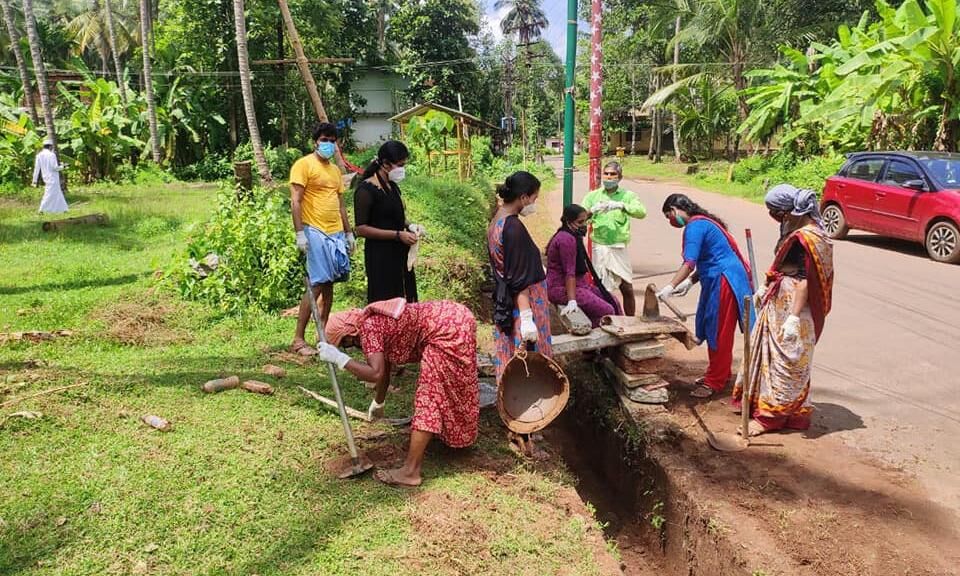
0, 182, 616, 575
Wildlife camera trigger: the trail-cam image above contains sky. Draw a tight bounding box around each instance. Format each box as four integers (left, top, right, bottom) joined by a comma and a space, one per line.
482, 0, 579, 60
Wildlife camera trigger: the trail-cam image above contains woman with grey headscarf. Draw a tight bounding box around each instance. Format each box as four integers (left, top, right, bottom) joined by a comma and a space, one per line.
732, 184, 835, 437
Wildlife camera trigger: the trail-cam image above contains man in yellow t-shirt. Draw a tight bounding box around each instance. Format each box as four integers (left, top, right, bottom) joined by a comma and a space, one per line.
289, 122, 355, 356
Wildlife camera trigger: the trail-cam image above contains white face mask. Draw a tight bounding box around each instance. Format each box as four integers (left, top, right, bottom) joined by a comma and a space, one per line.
388, 166, 406, 183
520, 203, 537, 217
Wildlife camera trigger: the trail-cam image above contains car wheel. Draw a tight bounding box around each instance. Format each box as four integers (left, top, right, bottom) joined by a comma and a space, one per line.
925, 220, 960, 263
822, 204, 849, 240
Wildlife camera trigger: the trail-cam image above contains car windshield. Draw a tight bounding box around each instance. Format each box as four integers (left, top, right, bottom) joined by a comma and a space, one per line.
920, 158, 960, 188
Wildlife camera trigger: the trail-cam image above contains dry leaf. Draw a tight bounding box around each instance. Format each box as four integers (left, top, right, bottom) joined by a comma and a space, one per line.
144, 543, 159, 553
55, 516, 67, 527
88, 501, 102, 515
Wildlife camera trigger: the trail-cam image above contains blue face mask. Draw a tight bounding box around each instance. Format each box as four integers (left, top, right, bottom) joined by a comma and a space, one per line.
316, 141, 336, 159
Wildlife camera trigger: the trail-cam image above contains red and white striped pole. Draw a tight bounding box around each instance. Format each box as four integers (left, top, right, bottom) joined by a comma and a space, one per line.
588, 0, 603, 192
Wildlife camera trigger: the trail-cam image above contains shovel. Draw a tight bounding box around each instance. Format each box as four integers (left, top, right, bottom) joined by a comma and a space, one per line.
304, 277, 373, 479
706, 295, 754, 452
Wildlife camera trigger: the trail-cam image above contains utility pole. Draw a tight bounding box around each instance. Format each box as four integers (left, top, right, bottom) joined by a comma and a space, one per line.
588, 0, 603, 191
630, 66, 637, 155
562, 0, 578, 207
672, 15, 681, 161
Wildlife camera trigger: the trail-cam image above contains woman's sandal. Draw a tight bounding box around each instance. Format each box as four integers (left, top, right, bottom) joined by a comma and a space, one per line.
374, 468, 421, 487
690, 380, 714, 398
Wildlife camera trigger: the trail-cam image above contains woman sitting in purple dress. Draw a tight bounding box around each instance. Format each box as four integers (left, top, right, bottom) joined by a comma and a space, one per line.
546, 204, 621, 327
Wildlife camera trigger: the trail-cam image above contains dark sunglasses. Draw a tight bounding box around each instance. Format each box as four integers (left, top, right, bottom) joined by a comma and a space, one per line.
317, 136, 337, 142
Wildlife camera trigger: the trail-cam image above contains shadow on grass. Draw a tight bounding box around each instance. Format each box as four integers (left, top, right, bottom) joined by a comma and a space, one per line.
0, 518, 74, 575
0, 271, 150, 296
0, 212, 183, 249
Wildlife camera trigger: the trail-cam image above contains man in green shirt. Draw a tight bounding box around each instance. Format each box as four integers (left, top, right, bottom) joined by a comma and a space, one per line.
581, 161, 647, 315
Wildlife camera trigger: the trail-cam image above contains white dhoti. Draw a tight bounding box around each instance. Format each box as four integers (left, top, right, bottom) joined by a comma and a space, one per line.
592, 243, 632, 292
39, 182, 68, 214
33, 148, 68, 214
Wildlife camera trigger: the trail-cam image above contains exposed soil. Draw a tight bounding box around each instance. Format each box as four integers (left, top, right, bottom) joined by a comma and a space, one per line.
556, 340, 960, 576
93, 300, 191, 346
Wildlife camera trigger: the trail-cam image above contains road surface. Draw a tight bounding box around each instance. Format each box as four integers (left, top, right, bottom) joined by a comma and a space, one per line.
549, 160, 960, 513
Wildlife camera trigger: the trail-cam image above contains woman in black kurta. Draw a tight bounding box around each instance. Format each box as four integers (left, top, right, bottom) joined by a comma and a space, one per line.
354, 141, 420, 303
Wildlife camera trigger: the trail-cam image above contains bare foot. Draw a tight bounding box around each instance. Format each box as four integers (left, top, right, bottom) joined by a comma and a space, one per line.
290, 340, 317, 357
735, 420, 767, 437
374, 467, 421, 487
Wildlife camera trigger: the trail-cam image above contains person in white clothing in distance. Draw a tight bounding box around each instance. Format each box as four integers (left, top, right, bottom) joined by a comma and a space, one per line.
33, 138, 68, 214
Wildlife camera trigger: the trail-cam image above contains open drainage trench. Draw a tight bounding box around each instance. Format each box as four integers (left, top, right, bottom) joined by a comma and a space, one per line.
539, 363, 746, 576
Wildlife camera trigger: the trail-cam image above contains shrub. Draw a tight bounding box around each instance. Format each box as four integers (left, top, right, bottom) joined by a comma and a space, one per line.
171, 185, 305, 313
172, 174, 494, 314
175, 153, 233, 181
732, 151, 843, 193
233, 142, 302, 182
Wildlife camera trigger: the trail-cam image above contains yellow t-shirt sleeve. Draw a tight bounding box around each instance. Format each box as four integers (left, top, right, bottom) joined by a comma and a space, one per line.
289, 159, 307, 187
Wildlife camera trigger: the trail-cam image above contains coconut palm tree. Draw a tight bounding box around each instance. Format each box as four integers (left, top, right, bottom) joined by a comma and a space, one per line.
0, 0, 38, 124
139, 0, 160, 163
495, 0, 548, 50
672, 0, 768, 122
21, 0, 56, 145
102, 0, 127, 106
233, 0, 273, 186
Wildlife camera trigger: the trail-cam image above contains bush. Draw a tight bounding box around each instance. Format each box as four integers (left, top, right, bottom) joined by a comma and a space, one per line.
172, 174, 494, 314
171, 186, 305, 313
234, 142, 302, 182
175, 153, 233, 181
116, 162, 175, 185
731, 151, 843, 193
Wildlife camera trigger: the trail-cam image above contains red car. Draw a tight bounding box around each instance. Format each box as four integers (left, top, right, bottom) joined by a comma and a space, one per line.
821, 151, 960, 263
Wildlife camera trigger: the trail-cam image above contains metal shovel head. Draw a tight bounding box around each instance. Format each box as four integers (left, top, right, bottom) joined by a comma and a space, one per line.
706, 431, 749, 452
326, 453, 375, 479
641, 284, 661, 320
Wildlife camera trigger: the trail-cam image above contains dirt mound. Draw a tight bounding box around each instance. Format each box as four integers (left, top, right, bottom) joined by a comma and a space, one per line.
93, 300, 190, 346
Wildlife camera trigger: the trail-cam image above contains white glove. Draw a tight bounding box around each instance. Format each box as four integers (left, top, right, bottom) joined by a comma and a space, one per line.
368, 398, 385, 420
345, 232, 356, 255
753, 284, 768, 307
656, 284, 675, 300
408, 223, 426, 238
519, 309, 538, 343
316, 342, 350, 369
295, 230, 308, 253
606, 201, 626, 211
780, 315, 800, 342
591, 201, 611, 214
560, 300, 580, 317
673, 278, 694, 297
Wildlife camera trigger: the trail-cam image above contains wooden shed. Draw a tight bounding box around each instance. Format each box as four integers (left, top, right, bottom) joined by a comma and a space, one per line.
390, 102, 498, 181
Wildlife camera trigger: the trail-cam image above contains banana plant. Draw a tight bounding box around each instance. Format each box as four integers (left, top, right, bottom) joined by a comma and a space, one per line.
56, 76, 143, 181
405, 109, 455, 175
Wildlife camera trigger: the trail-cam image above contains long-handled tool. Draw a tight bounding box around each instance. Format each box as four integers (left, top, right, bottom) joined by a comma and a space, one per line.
304, 277, 373, 479
706, 295, 754, 452
643, 283, 688, 321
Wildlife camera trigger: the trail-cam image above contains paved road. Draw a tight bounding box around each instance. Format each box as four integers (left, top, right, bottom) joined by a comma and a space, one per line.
549, 160, 960, 512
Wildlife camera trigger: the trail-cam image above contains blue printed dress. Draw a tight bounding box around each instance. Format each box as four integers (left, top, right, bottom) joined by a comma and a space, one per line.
487, 215, 553, 383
